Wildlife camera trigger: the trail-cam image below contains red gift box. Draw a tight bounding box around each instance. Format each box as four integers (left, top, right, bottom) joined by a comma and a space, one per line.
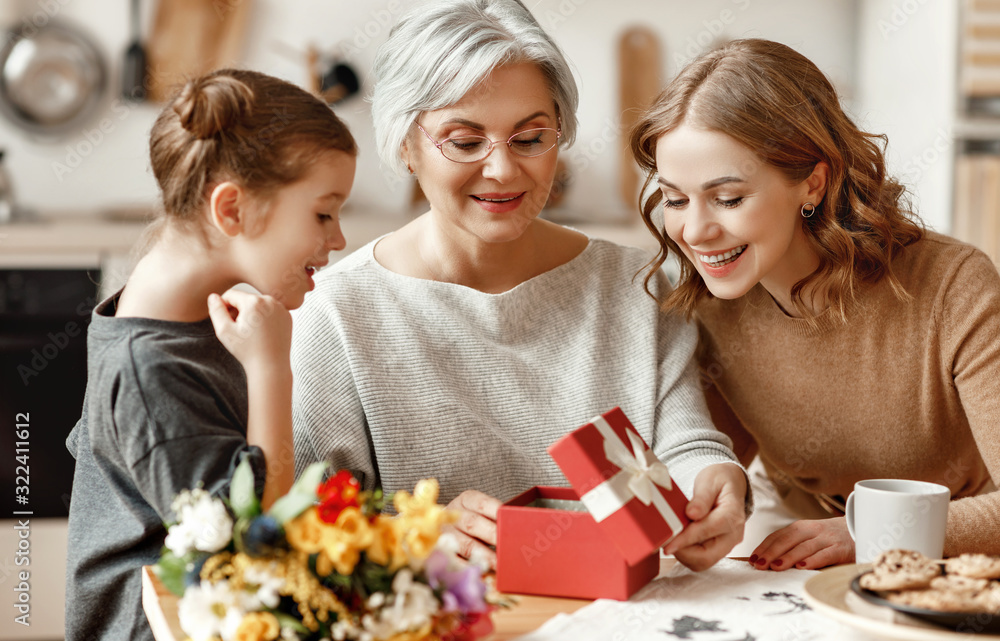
547, 407, 690, 566
495, 486, 659, 600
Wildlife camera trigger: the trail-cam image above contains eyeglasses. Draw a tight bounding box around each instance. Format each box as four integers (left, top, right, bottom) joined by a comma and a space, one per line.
415, 122, 561, 163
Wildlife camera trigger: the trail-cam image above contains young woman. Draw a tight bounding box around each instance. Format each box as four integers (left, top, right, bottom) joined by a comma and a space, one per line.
630, 38, 1000, 570
65, 69, 356, 640
292, 0, 749, 573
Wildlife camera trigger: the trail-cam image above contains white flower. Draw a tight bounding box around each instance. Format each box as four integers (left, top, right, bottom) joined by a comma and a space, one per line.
178, 579, 243, 641
284, 628, 307, 641
362, 570, 438, 639
220, 607, 245, 641
468, 545, 493, 573
435, 532, 461, 556
331, 618, 363, 640
166, 490, 233, 557
241, 564, 284, 609
164, 522, 198, 558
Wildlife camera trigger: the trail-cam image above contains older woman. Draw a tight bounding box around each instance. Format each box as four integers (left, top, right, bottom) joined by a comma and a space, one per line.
292, 0, 748, 571
630, 38, 1000, 569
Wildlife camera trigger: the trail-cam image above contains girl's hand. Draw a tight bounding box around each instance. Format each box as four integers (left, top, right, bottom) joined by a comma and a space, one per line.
444, 490, 502, 569
662, 463, 748, 571
207, 290, 292, 375
750, 517, 854, 571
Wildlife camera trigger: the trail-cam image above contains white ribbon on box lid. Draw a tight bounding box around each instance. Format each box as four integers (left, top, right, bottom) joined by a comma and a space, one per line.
578, 415, 685, 537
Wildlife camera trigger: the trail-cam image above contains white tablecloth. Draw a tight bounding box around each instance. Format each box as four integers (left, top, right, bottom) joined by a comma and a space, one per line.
516, 559, 880, 641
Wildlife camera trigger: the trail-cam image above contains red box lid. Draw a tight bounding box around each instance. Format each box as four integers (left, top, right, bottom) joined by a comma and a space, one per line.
547, 407, 690, 566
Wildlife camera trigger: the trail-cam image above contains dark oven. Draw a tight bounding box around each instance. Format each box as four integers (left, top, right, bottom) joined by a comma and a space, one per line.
1, 267, 100, 518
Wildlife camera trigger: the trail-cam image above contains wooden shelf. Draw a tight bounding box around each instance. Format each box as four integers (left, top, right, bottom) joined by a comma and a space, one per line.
954, 118, 1000, 140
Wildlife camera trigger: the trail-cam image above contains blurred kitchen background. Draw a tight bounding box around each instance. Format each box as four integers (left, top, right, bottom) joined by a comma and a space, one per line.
1, 0, 997, 639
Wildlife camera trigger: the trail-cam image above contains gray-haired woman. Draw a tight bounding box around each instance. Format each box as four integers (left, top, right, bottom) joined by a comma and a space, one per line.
291, 0, 748, 571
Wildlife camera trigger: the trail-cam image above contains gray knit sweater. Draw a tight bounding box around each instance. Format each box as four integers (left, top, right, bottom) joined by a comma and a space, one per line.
291, 235, 739, 504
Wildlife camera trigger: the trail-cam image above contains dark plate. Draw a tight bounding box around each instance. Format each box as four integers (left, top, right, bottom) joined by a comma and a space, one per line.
851, 572, 1000, 634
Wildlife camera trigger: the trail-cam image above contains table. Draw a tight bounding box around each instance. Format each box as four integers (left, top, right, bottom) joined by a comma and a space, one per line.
141, 559, 678, 641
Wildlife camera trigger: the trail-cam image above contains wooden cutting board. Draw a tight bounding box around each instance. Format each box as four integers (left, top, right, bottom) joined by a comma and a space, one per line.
146, 0, 253, 102
618, 26, 663, 210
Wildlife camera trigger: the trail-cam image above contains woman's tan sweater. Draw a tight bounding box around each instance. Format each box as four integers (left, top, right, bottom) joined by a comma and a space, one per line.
697, 231, 1000, 555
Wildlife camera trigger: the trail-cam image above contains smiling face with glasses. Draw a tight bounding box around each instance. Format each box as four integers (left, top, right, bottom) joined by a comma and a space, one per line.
403, 62, 563, 246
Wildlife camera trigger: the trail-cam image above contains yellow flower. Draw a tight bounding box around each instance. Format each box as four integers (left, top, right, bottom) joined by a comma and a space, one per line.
233, 611, 280, 641
366, 515, 407, 570
318, 507, 374, 576
284, 507, 324, 554
392, 479, 456, 561
393, 479, 441, 517
383, 624, 435, 641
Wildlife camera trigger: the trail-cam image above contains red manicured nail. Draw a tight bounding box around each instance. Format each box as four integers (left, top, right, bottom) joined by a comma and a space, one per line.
749, 554, 758, 564
773, 559, 783, 567
756, 557, 767, 565
797, 561, 806, 567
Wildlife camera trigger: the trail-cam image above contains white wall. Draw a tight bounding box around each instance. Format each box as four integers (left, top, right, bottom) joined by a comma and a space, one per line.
854, 0, 958, 232
0, 0, 864, 226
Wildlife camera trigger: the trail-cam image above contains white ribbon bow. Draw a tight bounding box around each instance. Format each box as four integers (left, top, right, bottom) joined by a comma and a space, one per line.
579, 415, 685, 538
603, 424, 674, 504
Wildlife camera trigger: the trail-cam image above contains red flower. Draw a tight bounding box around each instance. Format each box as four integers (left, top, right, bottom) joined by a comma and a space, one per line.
317, 470, 361, 524
440, 611, 494, 641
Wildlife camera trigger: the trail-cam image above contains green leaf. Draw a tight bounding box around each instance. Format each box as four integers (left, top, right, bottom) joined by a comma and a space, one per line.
155, 550, 188, 597
229, 457, 259, 520
267, 492, 317, 525
273, 611, 312, 632
266, 462, 327, 524
291, 461, 328, 497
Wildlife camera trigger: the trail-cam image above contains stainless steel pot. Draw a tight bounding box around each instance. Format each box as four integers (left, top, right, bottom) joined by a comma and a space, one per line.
0, 20, 107, 138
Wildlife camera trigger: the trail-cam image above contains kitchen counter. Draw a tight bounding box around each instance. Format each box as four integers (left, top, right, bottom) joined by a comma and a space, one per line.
0, 209, 664, 296
0, 209, 661, 264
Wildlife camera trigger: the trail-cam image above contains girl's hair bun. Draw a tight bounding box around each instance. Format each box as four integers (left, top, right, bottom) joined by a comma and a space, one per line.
172, 74, 254, 139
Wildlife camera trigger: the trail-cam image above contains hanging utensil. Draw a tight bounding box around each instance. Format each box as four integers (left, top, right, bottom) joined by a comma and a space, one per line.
0, 149, 15, 224
618, 26, 662, 210
0, 21, 108, 138
122, 0, 146, 101
146, 0, 253, 102
320, 62, 360, 105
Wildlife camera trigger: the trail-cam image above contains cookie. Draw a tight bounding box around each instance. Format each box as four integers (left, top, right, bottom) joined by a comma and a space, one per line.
930, 574, 991, 593
945, 554, 1000, 580
975, 583, 1000, 614
886, 588, 984, 613
861, 549, 941, 591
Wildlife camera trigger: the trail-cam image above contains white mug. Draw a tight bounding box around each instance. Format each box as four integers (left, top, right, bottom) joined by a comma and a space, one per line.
845, 479, 950, 563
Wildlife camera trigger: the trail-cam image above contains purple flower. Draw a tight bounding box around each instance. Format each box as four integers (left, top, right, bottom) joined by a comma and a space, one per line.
425, 550, 489, 614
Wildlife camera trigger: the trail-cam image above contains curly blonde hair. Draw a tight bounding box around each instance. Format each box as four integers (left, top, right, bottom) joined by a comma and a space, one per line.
630, 38, 923, 320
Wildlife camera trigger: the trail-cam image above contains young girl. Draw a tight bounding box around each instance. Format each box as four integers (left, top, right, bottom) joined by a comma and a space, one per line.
630, 38, 1000, 569
64, 69, 356, 641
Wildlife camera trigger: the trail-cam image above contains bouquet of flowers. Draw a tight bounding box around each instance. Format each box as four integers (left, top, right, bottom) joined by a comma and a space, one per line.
154, 459, 498, 641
